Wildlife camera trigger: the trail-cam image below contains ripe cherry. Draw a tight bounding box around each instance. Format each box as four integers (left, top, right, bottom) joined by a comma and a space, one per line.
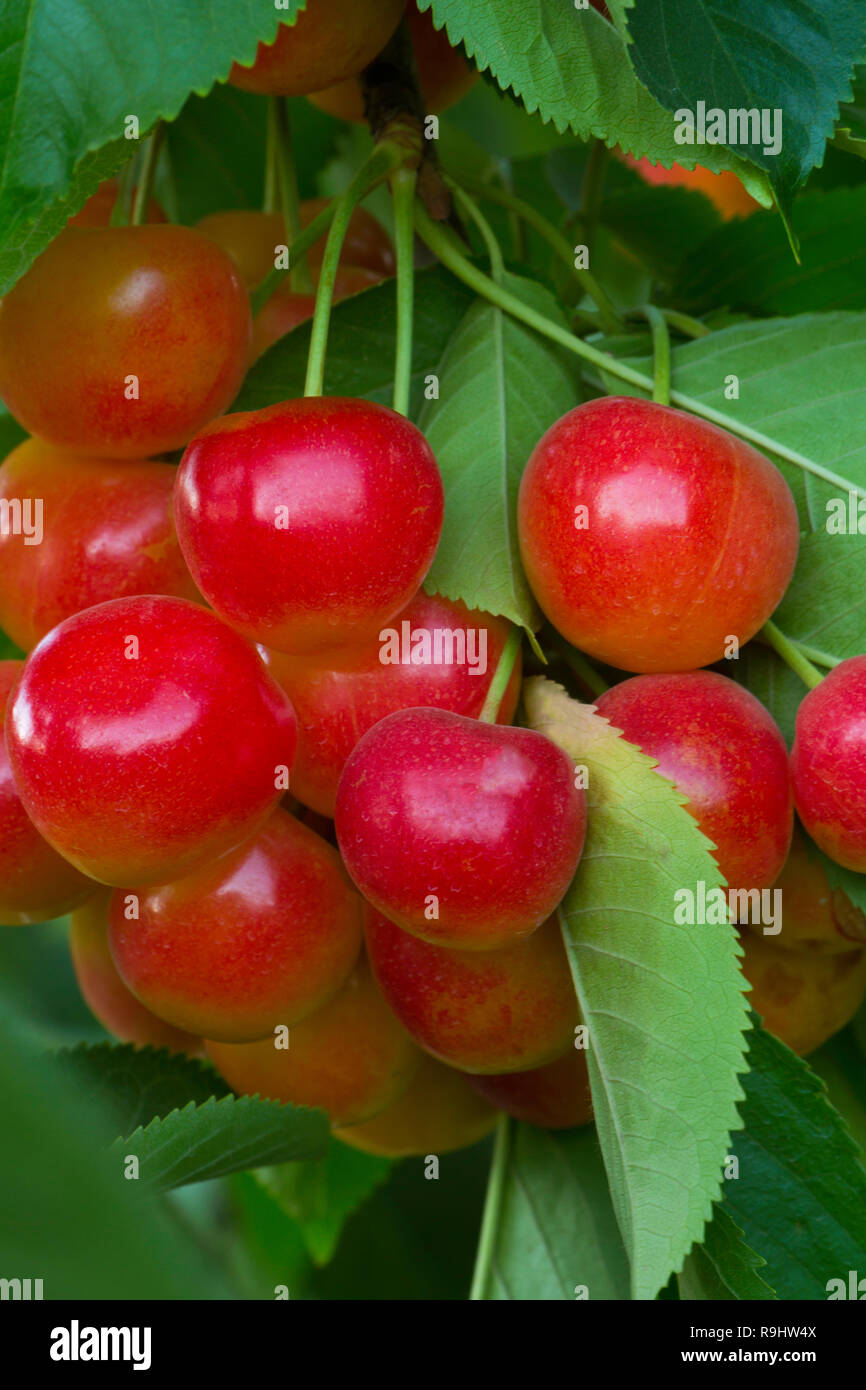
0, 440, 199, 651
308, 2, 478, 121
175, 397, 443, 657
468, 1048, 593, 1130
365, 907, 579, 1074
335, 1054, 498, 1157
228, 0, 405, 96
596, 671, 792, 890
108, 808, 362, 1043
739, 928, 866, 1056
336, 709, 586, 950
0, 661, 94, 926
517, 396, 799, 673
207, 954, 421, 1127
71, 892, 201, 1054
252, 265, 385, 360
6, 596, 297, 887
790, 657, 866, 872
196, 201, 394, 289
0, 226, 251, 458
265, 592, 522, 817
741, 827, 866, 954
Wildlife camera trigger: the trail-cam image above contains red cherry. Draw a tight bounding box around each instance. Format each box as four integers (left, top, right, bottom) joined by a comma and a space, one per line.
108, 808, 363, 1043
0, 226, 251, 458
6, 597, 297, 887
0, 440, 200, 651
264, 592, 522, 817
196, 202, 394, 290
365, 907, 578, 1074
0, 661, 94, 925
175, 397, 444, 657
791, 657, 866, 872
251, 265, 385, 360
596, 671, 792, 889
336, 708, 586, 949
468, 1048, 593, 1130
227, 0, 405, 96
517, 396, 799, 673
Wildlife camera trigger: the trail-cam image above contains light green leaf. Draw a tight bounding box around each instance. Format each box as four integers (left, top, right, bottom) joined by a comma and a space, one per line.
256, 1139, 392, 1266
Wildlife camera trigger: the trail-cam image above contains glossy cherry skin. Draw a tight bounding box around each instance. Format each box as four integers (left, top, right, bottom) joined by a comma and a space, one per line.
108, 808, 362, 1043
207, 954, 421, 1128
197, 202, 394, 289
175, 397, 444, 657
228, 0, 405, 95
68, 178, 166, 227
0, 662, 94, 925
70, 891, 201, 1053
0, 440, 199, 651
0, 226, 251, 458
265, 593, 522, 817
468, 1047, 593, 1130
739, 928, 866, 1056
623, 155, 758, 220
517, 396, 799, 673
308, 2, 478, 121
335, 1054, 498, 1157
740, 827, 866, 955
6, 596, 298, 887
596, 671, 792, 890
336, 709, 586, 949
365, 908, 579, 1074
252, 266, 385, 360
790, 658, 866, 872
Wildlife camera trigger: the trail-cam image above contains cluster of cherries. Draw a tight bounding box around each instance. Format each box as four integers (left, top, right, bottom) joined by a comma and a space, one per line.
0, 0, 865, 1159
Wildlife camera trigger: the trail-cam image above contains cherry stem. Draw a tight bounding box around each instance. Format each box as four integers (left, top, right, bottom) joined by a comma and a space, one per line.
469, 1114, 510, 1300
270, 98, 313, 293
251, 205, 333, 315
466, 180, 622, 334
391, 165, 417, 417
450, 184, 504, 285
263, 104, 279, 214
414, 204, 866, 503
110, 158, 137, 227
788, 640, 842, 669
479, 626, 523, 724
130, 123, 164, 226
659, 308, 711, 340
637, 305, 672, 405
304, 140, 409, 398
760, 619, 825, 690
550, 633, 609, 698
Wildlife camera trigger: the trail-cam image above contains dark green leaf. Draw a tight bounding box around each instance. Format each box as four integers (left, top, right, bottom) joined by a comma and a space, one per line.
53, 1041, 231, 1137
679, 1204, 775, 1300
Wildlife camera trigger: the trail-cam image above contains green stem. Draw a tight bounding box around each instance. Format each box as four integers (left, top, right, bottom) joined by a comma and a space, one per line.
271, 98, 312, 293
552, 636, 609, 698
468, 180, 621, 335
109, 157, 137, 227
391, 166, 417, 417
451, 185, 504, 284
130, 124, 164, 226
304, 141, 409, 398
414, 204, 866, 503
251, 205, 334, 316
638, 305, 672, 405
479, 627, 523, 723
789, 641, 842, 669
760, 620, 825, 690
661, 308, 711, 340
469, 1115, 510, 1301
263, 100, 280, 214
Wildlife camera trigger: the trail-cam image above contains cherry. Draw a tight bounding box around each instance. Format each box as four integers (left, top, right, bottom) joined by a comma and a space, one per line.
741, 827, 866, 954
738, 928, 866, 1056
468, 1048, 593, 1130
517, 396, 799, 673
70, 891, 201, 1054
623, 155, 758, 220
175, 397, 443, 657
108, 808, 363, 1043
0, 440, 199, 651
264, 592, 522, 817
251, 265, 385, 360
228, 0, 406, 96
335, 1054, 498, 1157
0, 661, 94, 926
365, 907, 579, 1073
596, 671, 792, 890
790, 657, 866, 872
206, 954, 421, 1127
308, 2, 478, 121
6, 596, 297, 887
68, 178, 166, 227
336, 709, 586, 950
196, 201, 394, 289
0, 226, 251, 458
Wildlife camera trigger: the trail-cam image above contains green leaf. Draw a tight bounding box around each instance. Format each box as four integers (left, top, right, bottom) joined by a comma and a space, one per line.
113, 1094, 328, 1192
419, 273, 581, 630
679, 1204, 775, 1300
488, 1123, 630, 1300
0, 0, 299, 291
724, 646, 802, 748
809, 1023, 866, 1163
626, 0, 866, 206
53, 1042, 231, 1137
775, 529, 866, 664
256, 1139, 392, 1266
234, 265, 474, 418
724, 1020, 866, 1299
0, 401, 26, 461
524, 679, 750, 1301
419, 0, 769, 201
